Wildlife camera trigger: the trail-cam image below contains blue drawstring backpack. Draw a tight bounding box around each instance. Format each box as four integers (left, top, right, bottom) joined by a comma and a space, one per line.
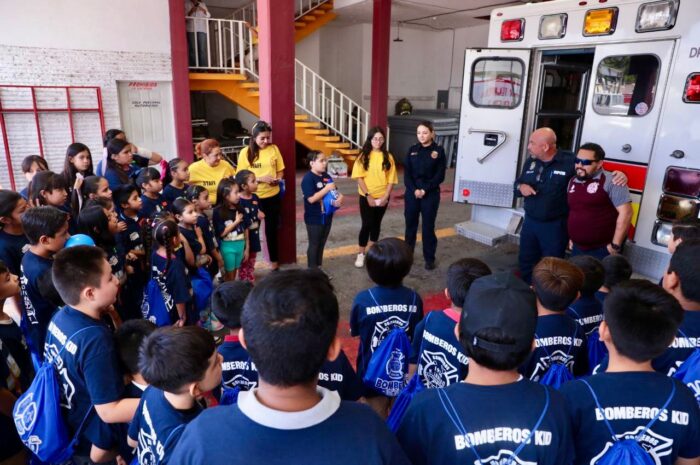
191, 267, 214, 313
321, 189, 340, 224
219, 386, 242, 406
581, 379, 675, 465
142, 272, 172, 327
13, 326, 95, 463
588, 327, 608, 372
538, 326, 578, 389
438, 384, 550, 465
362, 290, 416, 397
672, 330, 700, 406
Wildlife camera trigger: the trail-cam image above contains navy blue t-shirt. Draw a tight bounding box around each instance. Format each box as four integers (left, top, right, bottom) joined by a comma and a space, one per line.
213, 205, 247, 242
397, 379, 574, 465
179, 226, 203, 258
163, 184, 188, 206
561, 372, 700, 465
566, 295, 604, 336
410, 309, 468, 388
239, 195, 261, 253
44, 306, 125, 452
301, 171, 334, 225
140, 194, 169, 220
117, 212, 144, 256
318, 350, 364, 401
0, 230, 29, 276
170, 389, 410, 465
219, 336, 258, 391
595, 290, 608, 304
0, 318, 32, 395
151, 253, 192, 321
654, 311, 700, 376
196, 214, 217, 255
350, 285, 423, 378
19, 186, 28, 200
128, 386, 202, 465
104, 166, 136, 191
520, 314, 588, 381
20, 250, 57, 355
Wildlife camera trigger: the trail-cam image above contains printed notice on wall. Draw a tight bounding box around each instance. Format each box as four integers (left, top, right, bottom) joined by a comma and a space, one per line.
127, 82, 162, 109
118, 80, 176, 157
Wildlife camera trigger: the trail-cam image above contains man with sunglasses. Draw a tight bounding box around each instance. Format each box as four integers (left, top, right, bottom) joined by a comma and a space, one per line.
514, 129, 627, 283
567, 142, 632, 260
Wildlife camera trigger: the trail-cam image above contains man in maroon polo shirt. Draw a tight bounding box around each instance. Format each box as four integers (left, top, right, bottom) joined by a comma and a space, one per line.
567, 142, 633, 260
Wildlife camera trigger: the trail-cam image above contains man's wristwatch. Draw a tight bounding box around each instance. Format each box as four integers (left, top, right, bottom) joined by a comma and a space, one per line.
609, 243, 622, 252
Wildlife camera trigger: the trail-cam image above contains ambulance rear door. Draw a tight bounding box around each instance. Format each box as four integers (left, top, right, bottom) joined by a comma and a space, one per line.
454, 48, 531, 207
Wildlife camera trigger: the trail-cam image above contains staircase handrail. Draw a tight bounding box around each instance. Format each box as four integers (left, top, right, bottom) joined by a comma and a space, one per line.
228, 0, 331, 23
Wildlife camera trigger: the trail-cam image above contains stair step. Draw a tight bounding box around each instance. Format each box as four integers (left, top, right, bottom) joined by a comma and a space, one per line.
295, 121, 321, 128
247, 90, 260, 97
310, 9, 327, 16
337, 149, 360, 155
302, 15, 317, 22
318, 2, 333, 10
325, 142, 350, 149
304, 128, 330, 135
239, 82, 259, 89
316, 135, 340, 142
295, 21, 306, 28
294, 114, 309, 121
189, 72, 247, 81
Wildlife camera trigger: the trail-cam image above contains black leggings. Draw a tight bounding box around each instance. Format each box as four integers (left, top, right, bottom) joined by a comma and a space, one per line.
259, 193, 282, 263
358, 195, 388, 248
306, 220, 332, 268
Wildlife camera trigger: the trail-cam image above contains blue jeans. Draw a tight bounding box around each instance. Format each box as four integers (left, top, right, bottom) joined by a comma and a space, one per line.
187, 31, 208, 67
519, 216, 568, 284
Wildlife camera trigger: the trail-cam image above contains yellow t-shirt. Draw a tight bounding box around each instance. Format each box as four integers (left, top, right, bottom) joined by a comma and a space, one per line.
237, 144, 286, 199
188, 159, 236, 203
351, 150, 398, 198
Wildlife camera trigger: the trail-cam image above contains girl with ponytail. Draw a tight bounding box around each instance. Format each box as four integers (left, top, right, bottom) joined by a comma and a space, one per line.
151, 219, 192, 326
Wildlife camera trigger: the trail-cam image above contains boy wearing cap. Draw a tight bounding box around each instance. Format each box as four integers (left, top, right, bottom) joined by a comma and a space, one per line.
397, 272, 574, 465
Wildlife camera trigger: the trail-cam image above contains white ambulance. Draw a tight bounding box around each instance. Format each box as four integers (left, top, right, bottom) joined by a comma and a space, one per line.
454, 0, 700, 279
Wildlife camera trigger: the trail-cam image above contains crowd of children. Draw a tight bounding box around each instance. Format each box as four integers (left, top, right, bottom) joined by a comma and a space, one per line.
1, 130, 700, 465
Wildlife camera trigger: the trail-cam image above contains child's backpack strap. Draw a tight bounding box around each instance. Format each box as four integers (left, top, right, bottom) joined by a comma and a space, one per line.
567, 306, 581, 319
581, 379, 676, 442
368, 288, 380, 307
565, 325, 579, 357
437, 385, 550, 465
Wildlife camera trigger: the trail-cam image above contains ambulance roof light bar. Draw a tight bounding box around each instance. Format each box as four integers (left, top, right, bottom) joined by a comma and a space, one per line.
501, 19, 525, 42
583, 7, 618, 36
636, 0, 679, 33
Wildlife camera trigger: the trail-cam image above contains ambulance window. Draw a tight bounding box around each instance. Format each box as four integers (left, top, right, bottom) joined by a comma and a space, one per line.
592, 54, 660, 116
470, 58, 524, 108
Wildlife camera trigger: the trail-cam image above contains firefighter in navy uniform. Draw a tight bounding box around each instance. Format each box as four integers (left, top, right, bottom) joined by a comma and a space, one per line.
403, 121, 447, 270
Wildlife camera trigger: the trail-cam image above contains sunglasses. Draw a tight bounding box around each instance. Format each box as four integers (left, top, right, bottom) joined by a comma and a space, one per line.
575, 158, 596, 166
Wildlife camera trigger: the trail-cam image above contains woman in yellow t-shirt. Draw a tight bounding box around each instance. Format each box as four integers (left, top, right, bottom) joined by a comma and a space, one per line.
351, 126, 398, 268
237, 121, 285, 270
188, 139, 236, 204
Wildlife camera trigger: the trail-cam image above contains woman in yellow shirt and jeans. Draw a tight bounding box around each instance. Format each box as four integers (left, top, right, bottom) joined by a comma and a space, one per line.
351, 126, 398, 268
237, 121, 285, 271
188, 139, 236, 204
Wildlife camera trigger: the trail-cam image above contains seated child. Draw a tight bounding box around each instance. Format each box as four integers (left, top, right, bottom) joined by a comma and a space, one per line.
409, 258, 491, 388
561, 280, 700, 464
596, 254, 632, 303
170, 269, 410, 465
20, 206, 70, 357
350, 238, 424, 416
397, 273, 574, 465
45, 245, 139, 462
128, 326, 221, 465
521, 257, 589, 382
566, 255, 605, 335
657, 240, 700, 376
116, 319, 157, 398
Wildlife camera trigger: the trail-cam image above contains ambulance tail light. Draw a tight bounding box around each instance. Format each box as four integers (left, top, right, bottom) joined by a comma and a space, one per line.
684, 74, 700, 103
652, 220, 673, 247
656, 194, 700, 222
583, 7, 618, 36
501, 19, 525, 42
539, 14, 567, 40
636, 0, 679, 33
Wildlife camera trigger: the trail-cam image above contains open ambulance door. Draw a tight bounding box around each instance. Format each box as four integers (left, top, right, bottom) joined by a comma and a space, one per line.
454, 48, 531, 208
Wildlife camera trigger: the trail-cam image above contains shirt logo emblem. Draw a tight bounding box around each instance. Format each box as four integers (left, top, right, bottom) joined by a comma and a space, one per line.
317, 182, 324, 189
431, 151, 439, 159
553, 170, 567, 176
587, 182, 599, 194
529, 161, 536, 170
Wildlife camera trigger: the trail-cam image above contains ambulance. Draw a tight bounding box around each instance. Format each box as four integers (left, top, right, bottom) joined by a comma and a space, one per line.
453, 0, 700, 279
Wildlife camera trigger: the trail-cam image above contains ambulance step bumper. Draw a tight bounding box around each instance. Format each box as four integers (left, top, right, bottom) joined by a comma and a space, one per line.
454, 221, 510, 247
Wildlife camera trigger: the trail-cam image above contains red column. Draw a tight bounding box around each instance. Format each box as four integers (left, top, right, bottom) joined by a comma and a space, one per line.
257, 0, 296, 264
169, 0, 194, 162
369, 0, 392, 130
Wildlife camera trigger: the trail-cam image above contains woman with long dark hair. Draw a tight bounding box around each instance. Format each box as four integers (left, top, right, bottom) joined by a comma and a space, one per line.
236, 121, 285, 271
351, 126, 398, 268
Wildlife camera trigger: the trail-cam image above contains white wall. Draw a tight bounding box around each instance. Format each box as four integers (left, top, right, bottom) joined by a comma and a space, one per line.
0, 0, 171, 54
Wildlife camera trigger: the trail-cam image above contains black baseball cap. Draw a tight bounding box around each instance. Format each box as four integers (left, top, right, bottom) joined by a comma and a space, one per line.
460, 272, 537, 353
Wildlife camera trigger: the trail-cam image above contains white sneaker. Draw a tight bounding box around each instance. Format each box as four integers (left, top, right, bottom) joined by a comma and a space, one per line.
354, 253, 365, 268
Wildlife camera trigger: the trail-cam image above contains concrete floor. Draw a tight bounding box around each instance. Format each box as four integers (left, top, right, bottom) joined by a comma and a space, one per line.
263, 167, 520, 321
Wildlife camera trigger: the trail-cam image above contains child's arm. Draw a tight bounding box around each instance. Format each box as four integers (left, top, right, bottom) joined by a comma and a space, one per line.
306, 182, 336, 204
127, 436, 138, 449
175, 303, 186, 327
0, 387, 16, 417
90, 444, 118, 463
94, 397, 139, 424
194, 226, 207, 254
243, 229, 250, 262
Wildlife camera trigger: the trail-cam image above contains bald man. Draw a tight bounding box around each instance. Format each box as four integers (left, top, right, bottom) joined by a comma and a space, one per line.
514, 129, 626, 283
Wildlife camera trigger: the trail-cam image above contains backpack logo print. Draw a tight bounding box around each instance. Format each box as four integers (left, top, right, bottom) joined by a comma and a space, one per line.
590, 426, 673, 465
224, 374, 257, 390
532, 350, 573, 382
44, 344, 76, 409
386, 349, 405, 380
476, 449, 536, 465
420, 350, 458, 388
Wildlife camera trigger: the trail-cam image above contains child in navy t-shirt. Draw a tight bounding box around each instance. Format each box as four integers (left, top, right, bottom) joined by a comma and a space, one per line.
397, 273, 574, 465
19, 206, 70, 357
0, 260, 32, 396
162, 158, 190, 205
137, 168, 169, 220
116, 319, 157, 399
0, 190, 29, 276
235, 170, 264, 283
656, 240, 700, 377
115, 185, 147, 320
409, 258, 491, 388
128, 326, 220, 465
566, 255, 605, 335
521, 257, 589, 382
561, 280, 700, 465
595, 254, 632, 303
170, 270, 410, 465
350, 238, 423, 415
44, 246, 139, 462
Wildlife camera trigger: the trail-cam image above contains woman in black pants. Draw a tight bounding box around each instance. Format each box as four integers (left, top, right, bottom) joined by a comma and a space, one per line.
351, 127, 398, 268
